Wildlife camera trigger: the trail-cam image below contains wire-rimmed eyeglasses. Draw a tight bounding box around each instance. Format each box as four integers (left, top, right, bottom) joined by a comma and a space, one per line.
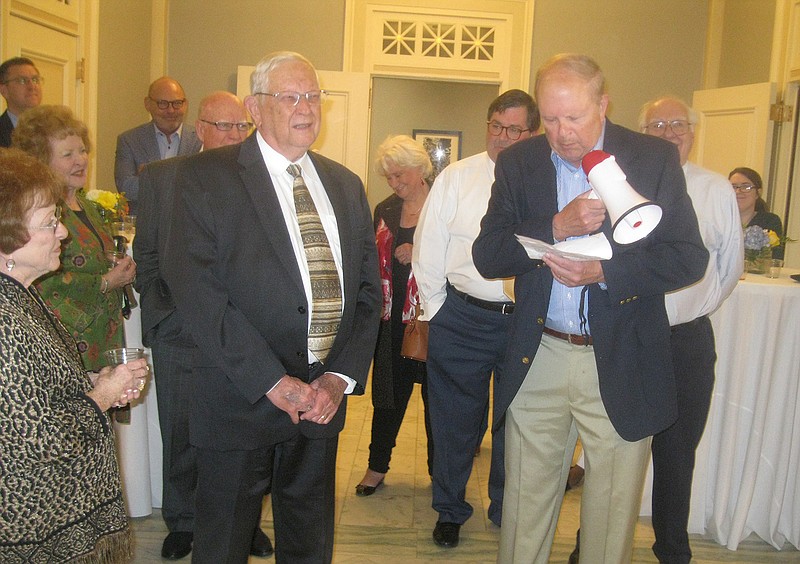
1, 75, 44, 87
643, 119, 693, 137
486, 121, 531, 141
148, 97, 186, 110
731, 183, 757, 193
30, 205, 62, 232
199, 119, 253, 132
252, 90, 327, 107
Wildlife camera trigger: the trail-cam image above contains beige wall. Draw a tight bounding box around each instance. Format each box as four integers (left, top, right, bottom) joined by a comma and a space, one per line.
717, 0, 774, 87
96, 2, 155, 192
167, 0, 346, 101
531, 0, 709, 130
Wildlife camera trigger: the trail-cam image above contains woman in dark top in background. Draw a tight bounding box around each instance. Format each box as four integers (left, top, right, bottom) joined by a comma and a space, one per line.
356, 135, 434, 496
729, 166, 784, 259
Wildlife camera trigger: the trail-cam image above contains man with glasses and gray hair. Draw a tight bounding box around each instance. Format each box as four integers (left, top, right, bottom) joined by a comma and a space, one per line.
413, 89, 538, 548
0, 57, 43, 147
164, 52, 380, 563
114, 76, 201, 213
134, 91, 273, 561
639, 95, 743, 563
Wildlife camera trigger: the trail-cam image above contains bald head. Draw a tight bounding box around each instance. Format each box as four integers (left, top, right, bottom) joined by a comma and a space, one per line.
639, 96, 697, 166
195, 91, 251, 150
144, 76, 188, 135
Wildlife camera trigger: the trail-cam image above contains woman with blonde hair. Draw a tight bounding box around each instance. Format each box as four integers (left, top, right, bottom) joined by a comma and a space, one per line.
356, 134, 434, 496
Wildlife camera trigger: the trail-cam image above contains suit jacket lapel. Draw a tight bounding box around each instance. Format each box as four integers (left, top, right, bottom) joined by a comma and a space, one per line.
237, 136, 306, 294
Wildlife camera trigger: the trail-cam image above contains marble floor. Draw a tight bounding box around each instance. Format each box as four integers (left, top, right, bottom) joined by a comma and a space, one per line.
130, 383, 798, 563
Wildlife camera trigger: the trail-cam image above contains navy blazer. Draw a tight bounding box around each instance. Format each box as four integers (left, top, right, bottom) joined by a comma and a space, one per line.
473, 120, 708, 441
0, 110, 14, 148
114, 121, 201, 208
164, 135, 381, 450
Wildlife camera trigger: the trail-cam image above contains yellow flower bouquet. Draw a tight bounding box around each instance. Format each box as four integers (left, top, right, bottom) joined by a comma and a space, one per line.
85, 189, 129, 222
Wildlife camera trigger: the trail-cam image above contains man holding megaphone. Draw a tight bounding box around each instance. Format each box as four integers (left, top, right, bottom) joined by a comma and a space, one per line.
473, 54, 709, 563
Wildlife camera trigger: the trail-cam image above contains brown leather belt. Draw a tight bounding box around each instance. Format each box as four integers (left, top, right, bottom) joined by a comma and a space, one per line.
543, 327, 593, 346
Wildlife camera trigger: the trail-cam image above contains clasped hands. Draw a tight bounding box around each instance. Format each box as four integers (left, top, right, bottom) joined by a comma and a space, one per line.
546, 190, 607, 287
267, 373, 346, 425
87, 358, 149, 412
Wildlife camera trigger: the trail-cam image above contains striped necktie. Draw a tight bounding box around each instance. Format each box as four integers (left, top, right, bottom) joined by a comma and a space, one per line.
287, 164, 342, 363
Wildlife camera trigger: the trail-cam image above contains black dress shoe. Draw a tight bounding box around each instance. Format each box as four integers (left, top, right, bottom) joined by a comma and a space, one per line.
432, 521, 460, 548
250, 527, 274, 558
355, 477, 384, 496
568, 528, 580, 564
161, 531, 193, 560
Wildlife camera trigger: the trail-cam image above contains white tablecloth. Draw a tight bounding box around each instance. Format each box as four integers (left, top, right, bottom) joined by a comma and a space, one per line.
114, 291, 163, 517
641, 271, 800, 550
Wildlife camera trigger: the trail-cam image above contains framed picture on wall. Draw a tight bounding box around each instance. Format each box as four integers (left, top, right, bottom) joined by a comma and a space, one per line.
412, 129, 462, 180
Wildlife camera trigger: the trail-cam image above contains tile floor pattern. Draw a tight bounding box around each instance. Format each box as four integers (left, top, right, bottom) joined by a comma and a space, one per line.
131, 382, 798, 563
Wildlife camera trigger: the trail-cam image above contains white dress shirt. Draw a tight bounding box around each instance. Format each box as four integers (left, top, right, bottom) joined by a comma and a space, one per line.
155, 123, 184, 160
413, 151, 509, 321
255, 133, 354, 392
665, 162, 744, 325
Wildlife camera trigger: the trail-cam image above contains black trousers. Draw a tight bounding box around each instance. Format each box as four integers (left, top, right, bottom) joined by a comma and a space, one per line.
192, 433, 338, 564
151, 318, 197, 532
651, 316, 716, 564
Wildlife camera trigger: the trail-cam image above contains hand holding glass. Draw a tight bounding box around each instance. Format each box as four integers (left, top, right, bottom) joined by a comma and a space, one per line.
103, 347, 149, 394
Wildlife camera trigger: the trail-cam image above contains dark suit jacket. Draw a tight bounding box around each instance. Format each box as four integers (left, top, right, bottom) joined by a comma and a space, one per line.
114, 121, 201, 208
164, 135, 381, 450
133, 155, 193, 348
0, 110, 14, 148
473, 120, 708, 441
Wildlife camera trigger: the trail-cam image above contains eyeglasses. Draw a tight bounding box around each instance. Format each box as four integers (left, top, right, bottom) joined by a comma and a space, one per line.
199, 119, 253, 132
253, 90, 327, 107
486, 121, 530, 141
731, 183, 757, 193
31, 205, 62, 232
1, 75, 43, 86
148, 97, 186, 110
643, 119, 693, 137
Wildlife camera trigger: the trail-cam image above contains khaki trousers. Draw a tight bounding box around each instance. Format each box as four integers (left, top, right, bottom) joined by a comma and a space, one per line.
498, 334, 651, 564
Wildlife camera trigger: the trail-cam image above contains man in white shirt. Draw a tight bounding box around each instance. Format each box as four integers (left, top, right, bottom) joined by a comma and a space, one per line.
413, 89, 539, 547
640, 96, 743, 563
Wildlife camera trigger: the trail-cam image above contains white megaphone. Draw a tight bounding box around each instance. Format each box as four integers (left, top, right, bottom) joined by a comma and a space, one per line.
581, 150, 662, 244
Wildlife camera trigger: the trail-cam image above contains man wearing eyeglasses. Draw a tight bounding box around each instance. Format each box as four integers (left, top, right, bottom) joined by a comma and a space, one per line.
412, 89, 538, 548
134, 91, 274, 560
0, 57, 43, 148
638, 95, 743, 563
114, 76, 201, 214
164, 52, 380, 563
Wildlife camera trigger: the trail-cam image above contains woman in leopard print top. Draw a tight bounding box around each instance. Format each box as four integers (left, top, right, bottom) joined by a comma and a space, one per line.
0, 149, 148, 562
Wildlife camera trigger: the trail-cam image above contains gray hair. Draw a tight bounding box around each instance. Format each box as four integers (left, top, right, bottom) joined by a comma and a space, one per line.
638, 96, 699, 130
250, 51, 318, 94
375, 135, 433, 180
535, 53, 605, 103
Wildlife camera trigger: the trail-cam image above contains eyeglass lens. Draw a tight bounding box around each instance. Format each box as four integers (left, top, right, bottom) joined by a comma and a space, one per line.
645, 120, 690, 137
731, 184, 756, 192
152, 98, 185, 110
487, 122, 527, 140
3, 76, 43, 86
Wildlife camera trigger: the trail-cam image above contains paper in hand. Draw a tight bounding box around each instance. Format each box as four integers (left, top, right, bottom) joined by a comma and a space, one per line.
515, 232, 613, 261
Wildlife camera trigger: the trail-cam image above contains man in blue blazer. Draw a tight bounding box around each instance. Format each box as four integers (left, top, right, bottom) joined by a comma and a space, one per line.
114, 76, 201, 213
165, 52, 380, 563
472, 54, 708, 563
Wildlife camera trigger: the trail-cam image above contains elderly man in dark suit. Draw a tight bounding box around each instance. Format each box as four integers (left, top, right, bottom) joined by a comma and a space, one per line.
165, 52, 380, 563
0, 57, 42, 147
134, 91, 274, 560
114, 76, 201, 213
472, 53, 708, 563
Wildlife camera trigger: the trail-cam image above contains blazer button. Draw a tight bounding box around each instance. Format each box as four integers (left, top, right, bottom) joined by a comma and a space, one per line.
298, 306, 306, 314
522, 357, 530, 364
296, 351, 306, 359
536, 317, 544, 325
